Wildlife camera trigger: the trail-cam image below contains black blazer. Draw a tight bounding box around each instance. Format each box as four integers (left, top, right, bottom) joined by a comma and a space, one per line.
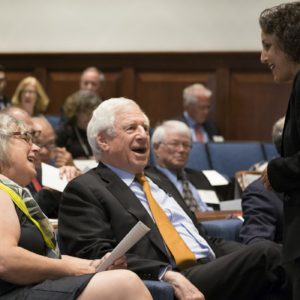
146, 166, 217, 205
239, 178, 283, 245
268, 70, 300, 262
58, 163, 240, 280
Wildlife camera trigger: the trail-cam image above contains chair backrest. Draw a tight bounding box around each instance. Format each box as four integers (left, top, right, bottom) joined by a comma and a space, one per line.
207, 142, 265, 178
186, 142, 212, 171
262, 142, 279, 161
45, 114, 61, 131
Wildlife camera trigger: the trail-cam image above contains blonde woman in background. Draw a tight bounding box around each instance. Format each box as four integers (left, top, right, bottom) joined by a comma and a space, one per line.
12, 76, 49, 116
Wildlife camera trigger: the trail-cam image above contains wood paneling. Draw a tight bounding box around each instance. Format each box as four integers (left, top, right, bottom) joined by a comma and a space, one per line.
0, 52, 293, 141
227, 72, 290, 141
135, 71, 216, 127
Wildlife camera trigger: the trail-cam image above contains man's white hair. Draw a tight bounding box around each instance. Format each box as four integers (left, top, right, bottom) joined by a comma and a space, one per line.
87, 97, 149, 161
151, 120, 192, 146
183, 83, 212, 107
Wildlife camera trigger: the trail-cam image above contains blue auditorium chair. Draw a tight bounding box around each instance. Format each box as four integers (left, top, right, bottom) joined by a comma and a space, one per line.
207, 142, 265, 178
186, 142, 212, 171
262, 142, 279, 161
45, 114, 61, 131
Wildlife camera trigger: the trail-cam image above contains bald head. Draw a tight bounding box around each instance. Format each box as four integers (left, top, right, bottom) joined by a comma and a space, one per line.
3, 106, 33, 128
80, 67, 105, 94
32, 117, 56, 162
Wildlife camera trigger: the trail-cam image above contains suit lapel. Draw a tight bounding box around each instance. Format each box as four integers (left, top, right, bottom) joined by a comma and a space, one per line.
96, 163, 169, 258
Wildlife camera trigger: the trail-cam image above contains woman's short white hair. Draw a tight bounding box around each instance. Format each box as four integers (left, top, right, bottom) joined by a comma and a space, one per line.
87, 97, 149, 161
151, 120, 192, 146
0, 113, 27, 171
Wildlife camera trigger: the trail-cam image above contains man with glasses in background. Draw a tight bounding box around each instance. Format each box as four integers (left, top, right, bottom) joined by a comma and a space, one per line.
149, 120, 215, 213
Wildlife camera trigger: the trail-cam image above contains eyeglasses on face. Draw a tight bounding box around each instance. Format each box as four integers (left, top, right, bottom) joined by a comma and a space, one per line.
10, 131, 34, 145
21, 89, 37, 96
162, 141, 192, 150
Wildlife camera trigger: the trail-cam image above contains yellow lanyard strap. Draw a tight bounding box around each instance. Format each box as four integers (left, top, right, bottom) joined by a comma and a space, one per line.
0, 182, 55, 250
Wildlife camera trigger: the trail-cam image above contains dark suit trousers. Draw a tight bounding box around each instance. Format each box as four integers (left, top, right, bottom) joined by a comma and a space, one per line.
181, 241, 290, 300
284, 259, 300, 300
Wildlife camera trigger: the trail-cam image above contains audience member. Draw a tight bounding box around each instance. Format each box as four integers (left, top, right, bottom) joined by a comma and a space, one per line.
79, 66, 105, 95
259, 3, 300, 299
56, 90, 101, 159
240, 178, 283, 244
150, 120, 215, 212
32, 116, 75, 168
2, 106, 33, 129
0, 113, 152, 300
11, 76, 50, 116
30, 116, 80, 217
0, 65, 10, 110
250, 117, 284, 172
176, 83, 221, 142
240, 117, 285, 245
58, 97, 290, 300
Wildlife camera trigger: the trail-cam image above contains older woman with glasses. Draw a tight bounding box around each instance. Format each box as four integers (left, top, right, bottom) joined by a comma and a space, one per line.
0, 113, 152, 300
11, 76, 50, 117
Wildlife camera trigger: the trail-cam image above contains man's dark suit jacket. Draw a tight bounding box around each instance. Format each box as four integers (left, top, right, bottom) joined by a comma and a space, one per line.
58, 162, 240, 280
175, 114, 219, 141
239, 178, 283, 245
147, 166, 217, 207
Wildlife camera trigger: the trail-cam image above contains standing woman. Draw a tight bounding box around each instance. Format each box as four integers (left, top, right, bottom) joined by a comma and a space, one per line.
0, 113, 152, 300
260, 2, 300, 299
11, 76, 49, 116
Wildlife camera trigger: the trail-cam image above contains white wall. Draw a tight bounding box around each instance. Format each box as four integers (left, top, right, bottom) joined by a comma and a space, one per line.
0, 0, 292, 53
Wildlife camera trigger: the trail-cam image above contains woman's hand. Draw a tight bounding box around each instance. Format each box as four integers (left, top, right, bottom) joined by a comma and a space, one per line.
89, 253, 127, 271
61, 254, 127, 276
54, 147, 75, 168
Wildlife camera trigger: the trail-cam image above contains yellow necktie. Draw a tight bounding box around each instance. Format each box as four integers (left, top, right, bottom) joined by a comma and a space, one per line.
136, 174, 196, 269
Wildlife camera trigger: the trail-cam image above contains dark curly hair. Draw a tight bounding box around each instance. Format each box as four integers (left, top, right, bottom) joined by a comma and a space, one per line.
259, 2, 300, 63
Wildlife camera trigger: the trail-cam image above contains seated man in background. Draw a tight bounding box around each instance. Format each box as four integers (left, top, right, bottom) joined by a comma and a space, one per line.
79, 66, 105, 96
240, 117, 285, 244
149, 120, 215, 213
31, 116, 80, 217
58, 97, 290, 300
32, 116, 75, 168
176, 83, 221, 142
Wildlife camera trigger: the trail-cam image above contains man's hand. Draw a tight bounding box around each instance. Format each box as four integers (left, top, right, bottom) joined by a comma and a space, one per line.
54, 147, 75, 167
59, 166, 81, 181
163, 270, 205, 300
261, 167, 272, 190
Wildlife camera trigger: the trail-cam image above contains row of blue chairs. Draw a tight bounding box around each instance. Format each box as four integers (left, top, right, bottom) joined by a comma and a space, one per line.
150, 142, 278, 178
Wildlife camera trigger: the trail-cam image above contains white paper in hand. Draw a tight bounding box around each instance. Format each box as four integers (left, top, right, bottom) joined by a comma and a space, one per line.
96, 221, 150, 272
41, 163, 68, 192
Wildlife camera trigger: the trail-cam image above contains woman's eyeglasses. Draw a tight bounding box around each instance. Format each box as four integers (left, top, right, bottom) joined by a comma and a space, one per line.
10, 131, 34, 145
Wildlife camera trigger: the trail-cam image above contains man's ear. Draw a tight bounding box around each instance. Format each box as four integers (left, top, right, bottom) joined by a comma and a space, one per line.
96, 132, 109, 151
153, 142, 160, 151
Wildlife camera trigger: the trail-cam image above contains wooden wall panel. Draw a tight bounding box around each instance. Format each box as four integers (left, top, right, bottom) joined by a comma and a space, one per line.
5, 71, 33, 99
135, 71, 217, 127
227, 72, 291, 141
0, 52, 293, 142
47, 70, 122, 114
